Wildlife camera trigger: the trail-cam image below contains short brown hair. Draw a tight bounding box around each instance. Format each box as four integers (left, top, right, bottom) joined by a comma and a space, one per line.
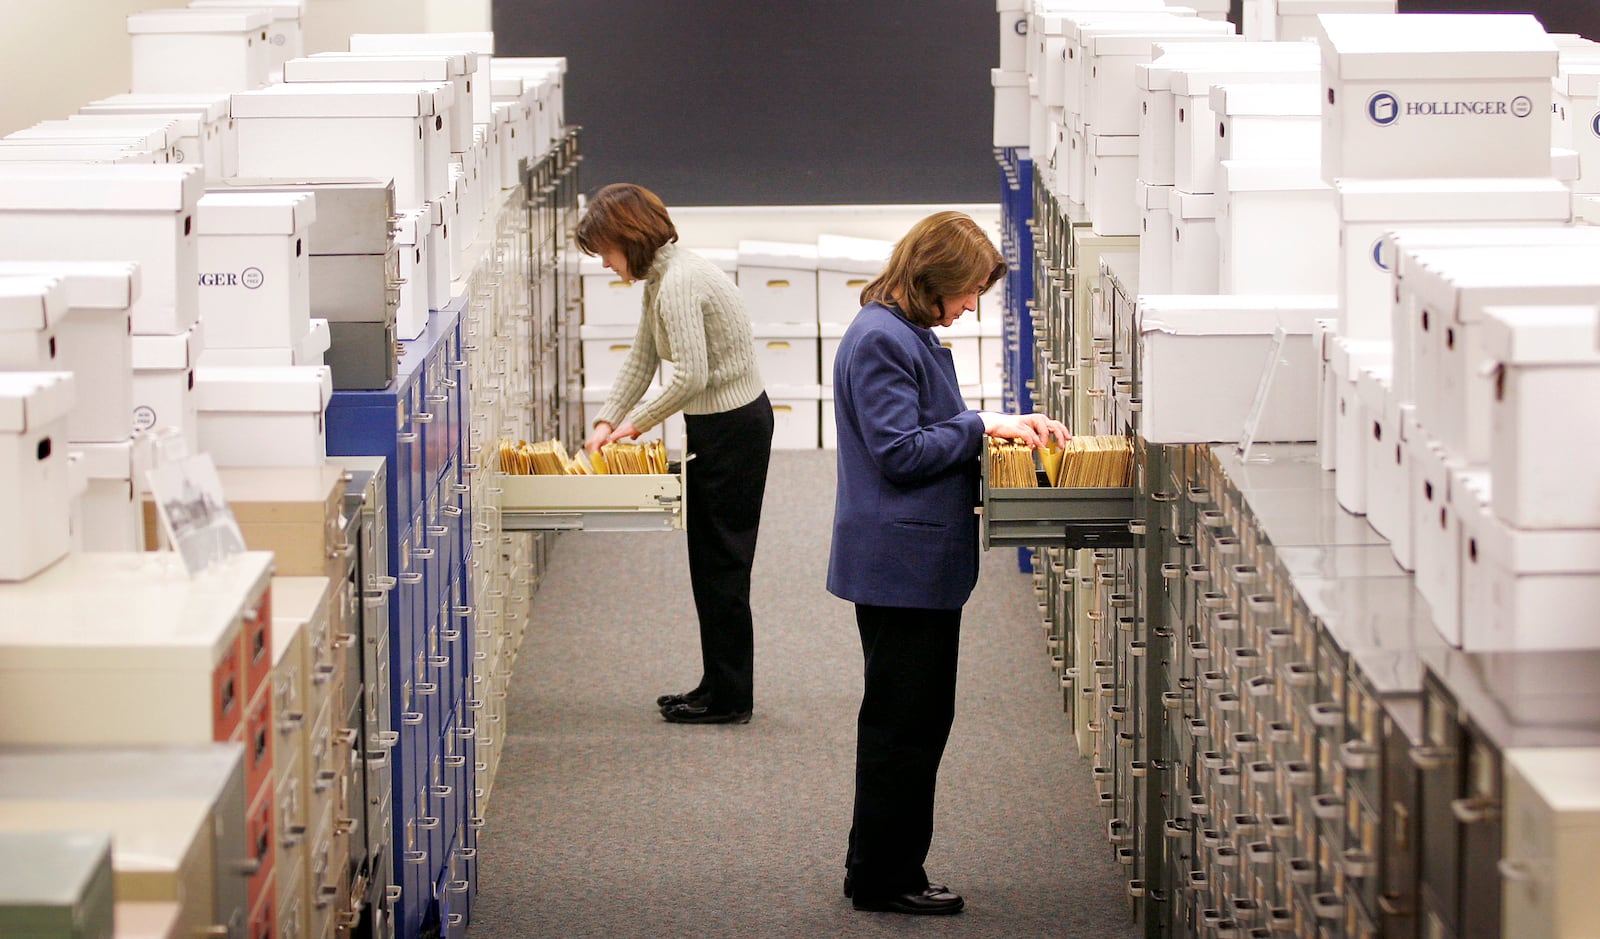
575, 183, 679, 279
860, 211, 1005, 328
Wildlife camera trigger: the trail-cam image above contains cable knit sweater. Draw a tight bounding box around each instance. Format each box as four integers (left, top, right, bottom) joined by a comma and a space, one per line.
595, 242, 765, 432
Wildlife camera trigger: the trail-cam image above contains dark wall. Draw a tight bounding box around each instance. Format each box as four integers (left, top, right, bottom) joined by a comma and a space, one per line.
493, 1, 1600, 206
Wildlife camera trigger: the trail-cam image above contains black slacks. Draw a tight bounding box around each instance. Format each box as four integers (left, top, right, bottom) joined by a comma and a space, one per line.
846, 603, 963, 899
682, 391, 774, 712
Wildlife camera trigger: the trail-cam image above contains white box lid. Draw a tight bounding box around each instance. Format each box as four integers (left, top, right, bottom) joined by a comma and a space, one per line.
697, 247, 739, 273
1316, 13, 1558, 80
1137, 294, 1337, 335
1170, 62, 1320, 97
0, 276, 66, 331
1384, 225, 1600, 261
991, 68, 1028, 88
1091, 133, 1139, 156
284, 54, 456, 84
1336, 177, 1573, 223
193, 364, 331, 412
579, 324, 638, 341
1470, 480, 1600, 572
80, 93, 231, 123
491, 56, 566, 78
197, 191, 315, 235
1135, 179, 1171, 210
816, 233, 892, 273
1173, 189, 1222, 218
1558, 62, 1600, 97
0, 164, 202, 211
0, 143, 156, 163
1355, 360, 1392, 411
392, 208, 424, 246
493, 100, 514, 125
1328, 334, 1391, 376
0, 261, 139, 310
1209, 82, 1320, 117
491, 76, 539, 99
10, 122, 171, 151
230, 82, 447, 119
738, 240, 819, 270
1064, 12, 1203, 44
0, 372, 74, 432
131, 323, 204, 370
347, 31, 494, 55
1091, 31, 1241, 58
70, 438, 135, 480
126, 8, 272, 33
1222, 159, 1330, 192
187, 0, 304, 20
1139, 40, 1287, 90
1405, 245, 1600, 323
71, 111, 201, 139
1480, 304, 1600, 365
766, 383, 822, 401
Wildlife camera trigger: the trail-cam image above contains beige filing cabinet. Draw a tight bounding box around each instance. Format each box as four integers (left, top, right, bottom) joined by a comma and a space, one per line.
0, 743, 251, 939
271, 591, 311, 939
114, 901, 182, 938
0, 553, 274, 770
1502, 747, 1600, 939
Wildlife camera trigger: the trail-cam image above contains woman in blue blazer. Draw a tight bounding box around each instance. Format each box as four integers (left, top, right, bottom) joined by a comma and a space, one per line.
828, 211, 1068, 915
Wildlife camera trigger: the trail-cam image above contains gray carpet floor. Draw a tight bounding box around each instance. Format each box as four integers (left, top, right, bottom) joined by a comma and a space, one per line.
466, 449, 1141, 939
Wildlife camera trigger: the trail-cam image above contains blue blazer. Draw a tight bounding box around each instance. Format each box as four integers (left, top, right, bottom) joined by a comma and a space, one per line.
827, 302, 985, 611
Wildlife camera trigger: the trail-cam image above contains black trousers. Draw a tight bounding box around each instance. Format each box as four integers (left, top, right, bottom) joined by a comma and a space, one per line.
846, 603, 963, 899
682, 391, 773, 712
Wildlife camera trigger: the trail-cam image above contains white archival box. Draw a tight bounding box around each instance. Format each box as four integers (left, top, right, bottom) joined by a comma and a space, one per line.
1407, 430, 1466, 639
1456, 471, 1600, 650
1401, 244, 1600, 464
288, 52, 475, 154
490, 75, 537, 171
193, 365, 330, 467
1557, 64, 1600, 194
752, 322, 823, 387
1328, 334, 1390, 515
1211, 82, 1321, 165
1171, 60, 1321, 195
345, 32, 494, 125
816, 234, 891, 324
1337, 179, 1575, 344
1139, 41, 1266, 185
0, 164, 202, 337
492, 56, 567, 158
195, 191, 314, 350
1316, 13, 1558, 182
1382, 225, 1600, 405
820, 321, 847, 386
1357, 363, 1409, 551
1218, 159, 1336, 296
130, 321, 204, 447
767, 384, 822, 450
993, 68, 1029, 149
1273, 0, 1396, 42
1168, 189, 1222, 293
78, 92, 236, 178
492, 100, 519, 190
738, 240, 819, 326
1087, 133, 1140, 235
0, 262, 138, 444
69, 438, 143, 552
229, 82, 452, 213
391, 207, 428, 340
0, 372, 74, 581
578, 254, 643, 326
1060, 11, 1206, 118
1479, 304, 1600, 530
1084, 27, 1238, 136
0, 275, 66, 371
1502, 748, 1600, 939
0, 143, 160, 165
186, 0, 304, 75
126, 7, 273, 94
579, 324, 647, 390
933, 318, 984, 387
999, 0, 1029, 72
5, 119, 178, 165
1136, 179, 1174, 293
1135, 294, 1333, 442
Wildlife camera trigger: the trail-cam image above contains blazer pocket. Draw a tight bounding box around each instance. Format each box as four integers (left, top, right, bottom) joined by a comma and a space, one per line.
893, 517, 948, 531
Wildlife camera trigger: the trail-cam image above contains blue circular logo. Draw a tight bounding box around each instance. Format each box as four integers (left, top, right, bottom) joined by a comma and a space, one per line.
1014, 18, 1028, 36
1591, 112, 1600, 139
1511, 96, 1534, 119
1367, 92, 1400, 126
1371, 238, 1391, 272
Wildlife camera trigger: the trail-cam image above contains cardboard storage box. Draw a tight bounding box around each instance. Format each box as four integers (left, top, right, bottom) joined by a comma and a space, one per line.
131, 322, 203, 448
0, 372, 74, 581
579, 254, 644, 326
196, 192, 314, 350
126, 7, 273, 94
194, 365, 331, 467
286, 51, 476, 153
0, 275, 65, 371
77, 92, 236, 179
738, 240, 818, 326
752, 323, 822, 387
816, 234, 890, 324
1218, 159, 1336, 296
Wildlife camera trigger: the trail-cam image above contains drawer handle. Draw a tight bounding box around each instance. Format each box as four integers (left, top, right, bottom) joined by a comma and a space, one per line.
397, 432, 419, 444
1409, 745, 1456, 770
442, 505, 464, 517
432, 784, 454, 797
766, 341, 791, 351
417, 815, 440, 831
402, 711, 424, 725
428, 525, 450, 537
1451, 796, 1500, 824
400, 572, 423, 584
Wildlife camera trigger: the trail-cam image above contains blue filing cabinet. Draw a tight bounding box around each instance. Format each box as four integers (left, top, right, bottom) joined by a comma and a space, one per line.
327, 298, 474, 939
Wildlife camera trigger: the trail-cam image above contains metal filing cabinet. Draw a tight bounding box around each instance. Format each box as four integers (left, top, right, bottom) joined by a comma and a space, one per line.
0, 831, 115, 939
0, 744, 251, 939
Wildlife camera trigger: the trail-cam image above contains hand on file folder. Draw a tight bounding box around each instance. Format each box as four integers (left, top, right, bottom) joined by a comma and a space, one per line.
987, 435, 1133, 489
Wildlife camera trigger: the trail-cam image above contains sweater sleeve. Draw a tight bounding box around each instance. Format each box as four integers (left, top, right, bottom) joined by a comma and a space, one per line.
627, 267, 710, 431
593, 314, 660, 429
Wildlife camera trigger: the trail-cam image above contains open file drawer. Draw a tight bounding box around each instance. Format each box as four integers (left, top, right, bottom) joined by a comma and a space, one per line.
977, 457, 1140, 549
496, 461, 686, 532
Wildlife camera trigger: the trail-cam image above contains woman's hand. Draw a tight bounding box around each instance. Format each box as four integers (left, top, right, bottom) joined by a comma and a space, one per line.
979, 411, 1072, 449
605, 421, 643, 445
583, 421, 614, 453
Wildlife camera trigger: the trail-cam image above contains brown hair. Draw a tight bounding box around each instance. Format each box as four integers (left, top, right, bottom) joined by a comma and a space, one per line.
860, 211, 1005, 328
574, 183, 679, 280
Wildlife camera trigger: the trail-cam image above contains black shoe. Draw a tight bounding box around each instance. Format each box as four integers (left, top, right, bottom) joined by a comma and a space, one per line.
660, 701, 752, 724
843, 873, 852, 898
655, 688, 709, 709
852, 885, 964, 915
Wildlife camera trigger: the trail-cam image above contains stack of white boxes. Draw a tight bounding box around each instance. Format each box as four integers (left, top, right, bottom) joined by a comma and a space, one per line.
1239, 0, 1396, 42
738, 240, 821, 448
817, 234, 892, 448
76, 92, 238, 181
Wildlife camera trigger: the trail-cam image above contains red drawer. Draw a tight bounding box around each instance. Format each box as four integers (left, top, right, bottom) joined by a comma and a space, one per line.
249, 871, 276, 939
212, 642, 243, 742
242, 585, 273, 701
247, 786, 276, 915
237, 686, 274, 805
